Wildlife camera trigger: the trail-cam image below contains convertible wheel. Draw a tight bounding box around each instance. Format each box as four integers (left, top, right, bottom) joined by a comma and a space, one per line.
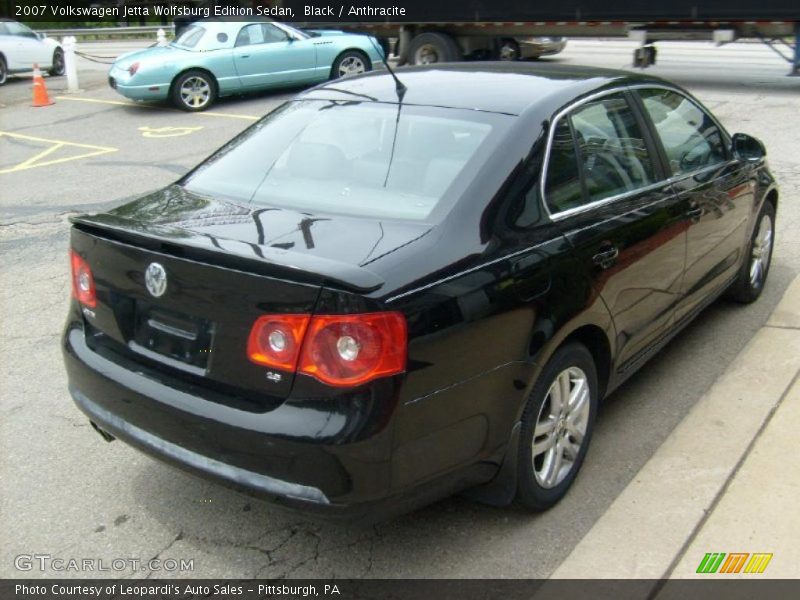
332, 51, 371, 79
517, 342, 598, 511
0, 55, 7, 86
49, 48, 65, 76
727, 201, 776, 303
172, 70, 217, 112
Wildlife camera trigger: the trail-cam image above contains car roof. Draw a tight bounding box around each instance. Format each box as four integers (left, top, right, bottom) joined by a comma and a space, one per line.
301, 62, 672, 116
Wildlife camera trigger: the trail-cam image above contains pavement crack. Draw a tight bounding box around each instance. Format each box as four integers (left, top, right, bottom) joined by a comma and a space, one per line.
139, 529, 184, 579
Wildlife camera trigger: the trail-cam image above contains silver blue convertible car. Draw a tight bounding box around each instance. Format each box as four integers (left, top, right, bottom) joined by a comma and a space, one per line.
108, 20, 383, 111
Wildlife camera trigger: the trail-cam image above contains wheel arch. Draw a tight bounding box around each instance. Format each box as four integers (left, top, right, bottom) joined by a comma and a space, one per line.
765, 187, 778, 211
169, 66, 219, 95
525, 319, 614, 413
561, 324, 612, 401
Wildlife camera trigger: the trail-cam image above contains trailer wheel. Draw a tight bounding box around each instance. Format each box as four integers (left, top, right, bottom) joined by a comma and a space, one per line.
498, 38, 521, 61
408, 32, 461, 65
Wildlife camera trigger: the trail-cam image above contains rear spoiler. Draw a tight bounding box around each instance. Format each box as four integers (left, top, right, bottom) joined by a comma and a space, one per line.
70, 213, 384, 294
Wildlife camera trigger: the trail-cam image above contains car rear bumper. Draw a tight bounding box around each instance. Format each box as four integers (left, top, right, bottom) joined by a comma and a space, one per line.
63, 321, 489, 521
108, 67, 170, 101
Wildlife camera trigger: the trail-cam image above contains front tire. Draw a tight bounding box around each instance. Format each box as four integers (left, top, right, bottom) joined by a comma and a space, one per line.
331, 50, 371, 79
171, 70, 217, 112
727, 201, 775, 304
0, 55, 7, 86
516, 342, 598, 511
49, 48, 65, 76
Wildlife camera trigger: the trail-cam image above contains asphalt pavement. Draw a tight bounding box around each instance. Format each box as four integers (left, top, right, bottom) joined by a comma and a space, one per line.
0, 39, 799, 579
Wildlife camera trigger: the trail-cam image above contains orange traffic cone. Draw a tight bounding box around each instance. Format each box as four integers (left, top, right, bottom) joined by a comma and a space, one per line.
31, 64, 54, 107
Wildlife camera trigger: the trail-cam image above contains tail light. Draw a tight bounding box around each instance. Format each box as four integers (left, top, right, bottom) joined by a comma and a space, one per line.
247, 312, 407, 387
70, 250, 96, 308
247, 314, 310, 372
128, 62, 140, 76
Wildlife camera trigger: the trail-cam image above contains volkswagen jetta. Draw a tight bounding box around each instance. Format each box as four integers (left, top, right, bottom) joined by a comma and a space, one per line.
63, 63, 777, 521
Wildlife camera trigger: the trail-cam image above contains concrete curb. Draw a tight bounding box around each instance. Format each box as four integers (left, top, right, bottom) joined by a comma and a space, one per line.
548, 275, 800, 581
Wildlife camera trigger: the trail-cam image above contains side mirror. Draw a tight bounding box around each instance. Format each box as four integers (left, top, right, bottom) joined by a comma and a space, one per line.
732, 133, 766, 162
36, 32, 45, 40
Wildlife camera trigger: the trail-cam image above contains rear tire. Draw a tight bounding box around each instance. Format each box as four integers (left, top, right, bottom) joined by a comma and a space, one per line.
408, 32, 461, 65
171, 69, 217, 112
0, 55, 7, 86
726, 201, 775, 304
330, 50, 371, 79
516, 342, 598, 511
49, 48, 65, 76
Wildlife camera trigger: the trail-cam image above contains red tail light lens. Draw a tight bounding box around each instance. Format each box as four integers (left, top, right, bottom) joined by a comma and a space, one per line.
299, 312, 407, 387
70, 250, 96, 308
246, 312, 407, 387
247, 314, 311, 371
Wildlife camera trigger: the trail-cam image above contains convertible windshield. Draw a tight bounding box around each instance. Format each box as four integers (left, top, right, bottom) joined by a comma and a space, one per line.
182, 100, 510, 221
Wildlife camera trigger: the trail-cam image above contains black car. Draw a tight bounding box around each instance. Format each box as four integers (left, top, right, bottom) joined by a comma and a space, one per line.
63, 63, 777, 521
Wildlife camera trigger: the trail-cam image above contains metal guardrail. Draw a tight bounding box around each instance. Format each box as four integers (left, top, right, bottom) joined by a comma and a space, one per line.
38, 25, 173, 40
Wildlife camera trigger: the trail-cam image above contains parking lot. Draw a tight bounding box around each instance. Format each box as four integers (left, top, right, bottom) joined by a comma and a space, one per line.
1, 39, 799, 579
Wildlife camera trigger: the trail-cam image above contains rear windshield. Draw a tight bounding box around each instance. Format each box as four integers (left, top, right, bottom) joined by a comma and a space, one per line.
181, 100, 511, 221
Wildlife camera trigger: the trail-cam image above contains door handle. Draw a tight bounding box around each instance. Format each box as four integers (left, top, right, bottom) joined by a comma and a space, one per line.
592, 246, 619, 268
686, 206, 703, 221
239, 54, 250, 58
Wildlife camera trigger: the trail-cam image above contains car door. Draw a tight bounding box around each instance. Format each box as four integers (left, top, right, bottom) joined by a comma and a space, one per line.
546, 90, 688, 371
635, 87, 755, 323
5, 21, 50, 69
233, 23, 315, 88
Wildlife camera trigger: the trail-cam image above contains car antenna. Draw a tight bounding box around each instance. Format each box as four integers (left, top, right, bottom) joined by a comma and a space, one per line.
367, 36, 406, 101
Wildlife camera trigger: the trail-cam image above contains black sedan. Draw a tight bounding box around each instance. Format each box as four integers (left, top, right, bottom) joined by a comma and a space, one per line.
63, 63, 777, 520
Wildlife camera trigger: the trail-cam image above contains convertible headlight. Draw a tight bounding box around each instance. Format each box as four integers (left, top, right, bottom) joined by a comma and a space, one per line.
128, 62, 140, 76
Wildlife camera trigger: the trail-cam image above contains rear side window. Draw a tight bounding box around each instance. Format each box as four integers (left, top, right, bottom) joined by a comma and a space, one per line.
544, 119, 583, 213
543, 92, 657, 215
236, 23, 287, 47
570, 93, 656, 204
637, 88, 728, 176
174, 25, 204, 49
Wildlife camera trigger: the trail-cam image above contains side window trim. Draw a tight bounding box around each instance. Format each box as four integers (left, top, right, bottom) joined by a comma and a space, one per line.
628, 84, 734, 183
540, 87, 667, 221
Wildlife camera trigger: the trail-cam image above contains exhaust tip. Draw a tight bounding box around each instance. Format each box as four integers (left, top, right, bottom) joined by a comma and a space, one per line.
90, 421, 116, 443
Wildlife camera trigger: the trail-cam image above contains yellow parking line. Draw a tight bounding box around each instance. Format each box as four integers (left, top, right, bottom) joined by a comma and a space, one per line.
10, 142, 65, 170
55, 96, 260, 121
0, 131, 118, 174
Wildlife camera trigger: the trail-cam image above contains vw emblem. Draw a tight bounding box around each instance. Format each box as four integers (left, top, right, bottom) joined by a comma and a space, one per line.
144, 262, 168, 298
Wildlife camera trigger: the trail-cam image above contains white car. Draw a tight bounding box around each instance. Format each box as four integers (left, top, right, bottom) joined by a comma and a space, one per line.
0, 19, 64, 85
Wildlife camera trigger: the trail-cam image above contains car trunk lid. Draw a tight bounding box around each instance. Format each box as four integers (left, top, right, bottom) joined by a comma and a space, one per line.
70, 213, 382, 401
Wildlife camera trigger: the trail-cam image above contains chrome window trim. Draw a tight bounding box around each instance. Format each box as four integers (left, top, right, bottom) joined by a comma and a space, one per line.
627, 83, 733, 148
540, 83, 734, 222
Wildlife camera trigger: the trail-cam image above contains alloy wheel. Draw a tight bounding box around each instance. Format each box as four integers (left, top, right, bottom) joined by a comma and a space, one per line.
532, 366, 591, 489
337, 55, 366, 77
180, 76, 211, 109
749, 213, 773, 288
